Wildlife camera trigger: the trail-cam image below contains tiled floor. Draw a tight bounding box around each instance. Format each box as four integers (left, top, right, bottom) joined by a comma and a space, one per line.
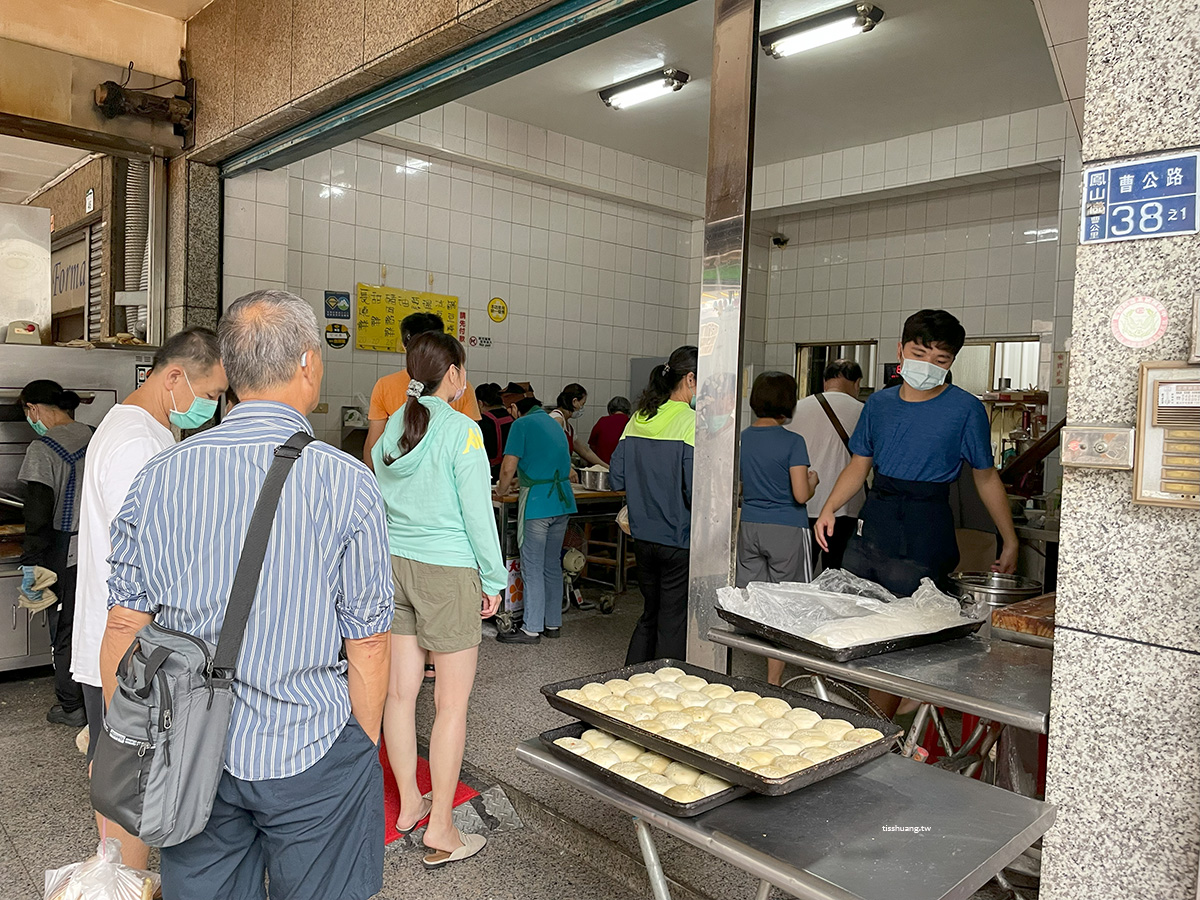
0, 586, 1020, 900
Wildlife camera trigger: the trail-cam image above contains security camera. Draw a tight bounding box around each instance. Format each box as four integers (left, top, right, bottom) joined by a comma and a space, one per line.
771, 234, 789, 247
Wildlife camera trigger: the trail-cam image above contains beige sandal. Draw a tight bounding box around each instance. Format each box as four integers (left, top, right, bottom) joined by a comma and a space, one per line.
396, 793, 433, 836
422, 828, 487, 869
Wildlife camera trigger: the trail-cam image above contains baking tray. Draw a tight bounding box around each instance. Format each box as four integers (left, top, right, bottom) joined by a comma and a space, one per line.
539, 722, 750, 817
542, 659, 901, 796
714, 605, 984, 663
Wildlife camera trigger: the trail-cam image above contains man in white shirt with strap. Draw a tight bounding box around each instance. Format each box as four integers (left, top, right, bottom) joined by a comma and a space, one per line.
74, 327, 226, 868
787, 360, 865, 571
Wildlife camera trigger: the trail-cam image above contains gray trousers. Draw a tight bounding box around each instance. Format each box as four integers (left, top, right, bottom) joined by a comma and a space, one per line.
736, 521, 814, 588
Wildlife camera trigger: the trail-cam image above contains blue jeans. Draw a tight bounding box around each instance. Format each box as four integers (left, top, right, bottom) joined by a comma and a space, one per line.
520, 514, 570, 633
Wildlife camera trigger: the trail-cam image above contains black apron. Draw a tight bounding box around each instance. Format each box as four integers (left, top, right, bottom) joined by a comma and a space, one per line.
842, 471, 959, 597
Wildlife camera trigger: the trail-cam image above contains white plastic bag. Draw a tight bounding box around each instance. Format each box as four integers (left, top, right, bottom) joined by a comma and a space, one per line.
717, 570, 975, 649
44, 839, 160, 900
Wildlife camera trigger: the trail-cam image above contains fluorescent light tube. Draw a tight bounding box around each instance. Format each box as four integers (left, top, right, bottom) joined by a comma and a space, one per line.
598, 68, 690, 110
761, 4, 884, 59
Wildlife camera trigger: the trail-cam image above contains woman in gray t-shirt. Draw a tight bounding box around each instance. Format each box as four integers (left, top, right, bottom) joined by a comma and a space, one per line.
20, 379, 92, 726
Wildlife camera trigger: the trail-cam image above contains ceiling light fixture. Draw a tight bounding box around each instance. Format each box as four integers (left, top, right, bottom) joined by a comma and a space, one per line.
760, 3, 884, 58
598, 68, 690, 110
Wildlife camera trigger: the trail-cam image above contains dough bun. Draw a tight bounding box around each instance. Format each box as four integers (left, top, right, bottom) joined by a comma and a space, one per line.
584, 747, 621, 768
581, 729, 615, 748
665, 785, 705, 803
664, 762, 701, 785
553, 737, 592, 755
637, 773, 674, 793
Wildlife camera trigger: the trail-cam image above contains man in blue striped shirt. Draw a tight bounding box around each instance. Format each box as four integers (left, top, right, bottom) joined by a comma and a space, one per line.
100, 290, 393, 900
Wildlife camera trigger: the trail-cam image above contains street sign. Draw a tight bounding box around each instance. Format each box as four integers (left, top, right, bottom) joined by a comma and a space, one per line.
1080, 152, 1199, 244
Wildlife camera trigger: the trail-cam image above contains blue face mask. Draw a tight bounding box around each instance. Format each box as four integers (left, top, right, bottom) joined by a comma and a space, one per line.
168, 371, 218, 430
26, 414, 47, 437
900, 357, 949, 392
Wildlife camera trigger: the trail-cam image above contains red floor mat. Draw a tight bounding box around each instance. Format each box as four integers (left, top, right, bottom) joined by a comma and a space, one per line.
379, 740, 481, 845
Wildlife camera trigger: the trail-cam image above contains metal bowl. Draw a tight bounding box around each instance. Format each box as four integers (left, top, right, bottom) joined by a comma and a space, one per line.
580, 468, 610, 491
948, 572, 1044, 610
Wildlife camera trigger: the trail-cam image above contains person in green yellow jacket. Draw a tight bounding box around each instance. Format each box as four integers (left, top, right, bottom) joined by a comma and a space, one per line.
609, 345, 697, 664
372, 331, 503, 868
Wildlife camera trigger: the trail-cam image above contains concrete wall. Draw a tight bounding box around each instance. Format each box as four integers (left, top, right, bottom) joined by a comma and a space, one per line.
1039, 0, 1200, 897
186, 0, 553, 162
0, 0, 184, 79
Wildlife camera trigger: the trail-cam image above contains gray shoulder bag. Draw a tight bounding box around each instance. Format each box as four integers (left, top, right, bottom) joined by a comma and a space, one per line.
91, 431, 313, 847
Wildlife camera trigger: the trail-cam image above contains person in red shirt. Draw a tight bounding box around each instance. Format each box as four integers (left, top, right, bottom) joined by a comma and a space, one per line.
588, 396, 631, 465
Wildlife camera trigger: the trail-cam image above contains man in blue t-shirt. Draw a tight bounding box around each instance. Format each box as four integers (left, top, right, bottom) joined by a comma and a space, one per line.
814, 310, 1018, 599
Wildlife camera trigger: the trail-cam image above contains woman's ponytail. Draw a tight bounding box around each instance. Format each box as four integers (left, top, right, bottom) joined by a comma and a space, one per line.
383, 331, 466, 464
635, 345, 698, 419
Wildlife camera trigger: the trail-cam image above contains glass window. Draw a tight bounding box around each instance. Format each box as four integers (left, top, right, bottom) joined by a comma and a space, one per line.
952, 339, 1042, 395
796, 342, 877, 397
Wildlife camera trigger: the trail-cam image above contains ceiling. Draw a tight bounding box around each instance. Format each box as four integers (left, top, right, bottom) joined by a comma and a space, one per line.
115, 0, 213, 18
463, 0, 1062, 173
0, 135, 94, 205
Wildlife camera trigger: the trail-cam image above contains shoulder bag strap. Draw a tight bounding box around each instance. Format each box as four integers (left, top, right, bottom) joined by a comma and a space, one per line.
212, 431, 314, 675
815, 392, 852, 453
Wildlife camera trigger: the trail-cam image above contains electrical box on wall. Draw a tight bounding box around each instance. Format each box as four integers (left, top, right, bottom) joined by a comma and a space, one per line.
1134, 362, 1200, 508
1062, 425, 1136, 469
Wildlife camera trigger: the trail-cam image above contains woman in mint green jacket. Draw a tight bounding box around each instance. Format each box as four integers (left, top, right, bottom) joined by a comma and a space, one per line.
372, 331, 503, 868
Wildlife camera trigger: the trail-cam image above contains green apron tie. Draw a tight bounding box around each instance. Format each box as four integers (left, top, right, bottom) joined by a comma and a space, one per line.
516, 468, 572, 547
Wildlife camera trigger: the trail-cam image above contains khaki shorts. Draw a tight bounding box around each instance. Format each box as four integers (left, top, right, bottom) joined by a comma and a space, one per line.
390, 556, 482, 653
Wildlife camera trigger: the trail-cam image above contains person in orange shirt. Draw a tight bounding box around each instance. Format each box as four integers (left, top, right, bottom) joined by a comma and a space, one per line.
364, 313, 481, 473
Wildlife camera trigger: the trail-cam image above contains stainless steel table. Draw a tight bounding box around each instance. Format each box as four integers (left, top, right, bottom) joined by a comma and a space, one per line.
708, 628, 1052, 735
518, 738, 1056, 900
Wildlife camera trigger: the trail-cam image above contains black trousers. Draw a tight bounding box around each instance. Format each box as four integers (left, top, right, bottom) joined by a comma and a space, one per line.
808, 515, 859, 573
45, 566, 83, 712
626, 540, 690, 665
842, 473, 958, 597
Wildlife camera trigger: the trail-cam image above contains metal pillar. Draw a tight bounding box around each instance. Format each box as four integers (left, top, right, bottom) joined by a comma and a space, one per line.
686, 0, 761, 671
146, 154, 167, 346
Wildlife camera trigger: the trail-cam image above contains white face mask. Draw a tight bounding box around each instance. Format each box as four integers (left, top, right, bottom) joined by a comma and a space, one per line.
450, 367, 465, 403
900, 358, 949, 391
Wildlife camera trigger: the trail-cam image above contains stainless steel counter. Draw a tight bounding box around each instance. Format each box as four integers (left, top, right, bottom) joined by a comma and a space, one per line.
518, 738, 1056, 900
709, 628, 1052, 734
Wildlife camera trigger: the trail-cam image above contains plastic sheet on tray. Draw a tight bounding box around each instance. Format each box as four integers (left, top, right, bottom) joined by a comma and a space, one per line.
717, 569, 983, 650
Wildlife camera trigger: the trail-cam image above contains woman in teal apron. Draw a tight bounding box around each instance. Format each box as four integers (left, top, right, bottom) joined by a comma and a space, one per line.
494, 397, 578, 643
19, 380, 93, 727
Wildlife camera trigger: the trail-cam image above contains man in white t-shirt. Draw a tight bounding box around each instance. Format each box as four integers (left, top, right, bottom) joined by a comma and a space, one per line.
787, 360, 865, 571
74, 327, 226, 868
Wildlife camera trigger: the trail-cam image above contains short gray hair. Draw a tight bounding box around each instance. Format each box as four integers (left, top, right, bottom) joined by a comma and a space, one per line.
219, 290, 321, 393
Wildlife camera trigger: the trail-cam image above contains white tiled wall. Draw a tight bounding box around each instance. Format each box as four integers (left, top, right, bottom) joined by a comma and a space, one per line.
387, 102, 705, 218
751, 102, 1081, 441
762, 174, 1063, 356
223, 137, 697, 445
752, 105, 1081, 211
221, 99, 1082, 458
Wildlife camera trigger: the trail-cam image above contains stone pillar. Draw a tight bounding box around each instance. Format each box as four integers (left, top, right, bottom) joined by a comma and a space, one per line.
1040, 1, 1200, 898
166, 158, 221, 334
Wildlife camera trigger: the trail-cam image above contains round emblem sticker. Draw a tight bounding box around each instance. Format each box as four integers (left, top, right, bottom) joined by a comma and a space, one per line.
325, 323, 350, 349
488, 297, 508, 323
1111, 297, 1168, 348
